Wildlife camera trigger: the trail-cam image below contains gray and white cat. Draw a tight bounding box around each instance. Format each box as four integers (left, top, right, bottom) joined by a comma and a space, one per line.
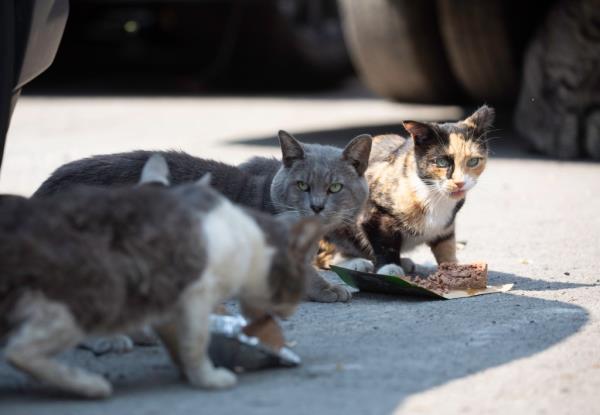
34, 131, 372, 303
1, 155, 322, 398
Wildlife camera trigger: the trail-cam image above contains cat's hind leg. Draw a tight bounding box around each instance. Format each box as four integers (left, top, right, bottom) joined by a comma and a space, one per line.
4, 294, 112, 398
154, 320, 182, 371
176, 277, 237, 389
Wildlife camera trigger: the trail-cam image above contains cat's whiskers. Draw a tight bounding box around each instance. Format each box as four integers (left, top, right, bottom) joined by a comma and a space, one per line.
338, 214, 361, 226
424, 187, 447, 208
480, 135, 501, 145
325, 209, 359, 226
271, 201, 302, 214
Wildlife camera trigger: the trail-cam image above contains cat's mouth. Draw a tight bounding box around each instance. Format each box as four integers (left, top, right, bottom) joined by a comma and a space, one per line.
449, 190, 466, 199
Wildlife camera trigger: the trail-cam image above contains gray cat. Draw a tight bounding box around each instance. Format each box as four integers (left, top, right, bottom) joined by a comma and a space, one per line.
34, 131, 372, 303
1, 155, 323, 398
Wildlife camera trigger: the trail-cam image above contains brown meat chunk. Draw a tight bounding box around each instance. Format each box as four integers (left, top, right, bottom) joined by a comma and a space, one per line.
242, 315, 285, 350
408, 262, 488, 293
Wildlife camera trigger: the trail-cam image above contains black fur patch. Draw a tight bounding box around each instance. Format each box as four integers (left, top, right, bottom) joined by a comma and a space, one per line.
445, 198, 465, 228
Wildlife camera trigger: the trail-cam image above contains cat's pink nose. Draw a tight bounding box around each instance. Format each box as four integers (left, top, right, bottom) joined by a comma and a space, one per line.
454, 182, 465, 189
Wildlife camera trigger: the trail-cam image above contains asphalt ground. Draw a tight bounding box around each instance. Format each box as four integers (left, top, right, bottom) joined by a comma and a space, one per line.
1, 81, 599, 415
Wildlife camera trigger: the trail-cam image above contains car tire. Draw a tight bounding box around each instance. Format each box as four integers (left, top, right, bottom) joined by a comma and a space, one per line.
436, 0, 518, 102
337, 0, 459, 102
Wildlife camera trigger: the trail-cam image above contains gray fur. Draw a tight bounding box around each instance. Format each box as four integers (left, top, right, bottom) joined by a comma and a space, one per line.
35, 132, 373, 303
248, 131, 372, 233
1, 155, 322, 397
0, 184, 210, 336
34, 151, 274, 212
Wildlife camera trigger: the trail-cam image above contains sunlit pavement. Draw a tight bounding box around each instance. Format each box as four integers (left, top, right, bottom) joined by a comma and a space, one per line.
1, 81, 599, 415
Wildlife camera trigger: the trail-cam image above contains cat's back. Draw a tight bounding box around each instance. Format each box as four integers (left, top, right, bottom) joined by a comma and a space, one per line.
34, 150, 243, 198
238, 156, 281, 177
1, 185, 202, 267
0, 185, 207, 331
26, 185, 204, 273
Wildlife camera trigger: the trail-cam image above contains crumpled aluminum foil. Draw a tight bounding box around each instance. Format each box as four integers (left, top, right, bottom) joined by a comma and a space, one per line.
208, 314, 301, 371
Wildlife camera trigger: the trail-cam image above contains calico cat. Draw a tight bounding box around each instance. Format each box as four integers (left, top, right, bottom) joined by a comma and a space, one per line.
34, 131, 372, 303
0, 155, 322, 398
323, 106, 494, 276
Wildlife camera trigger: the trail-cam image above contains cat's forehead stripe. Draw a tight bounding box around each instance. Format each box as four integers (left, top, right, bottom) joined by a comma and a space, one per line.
299, 162, 348, 184
448, 133, 481, 159
448, 133, 467, 154
307, 167, 333, 182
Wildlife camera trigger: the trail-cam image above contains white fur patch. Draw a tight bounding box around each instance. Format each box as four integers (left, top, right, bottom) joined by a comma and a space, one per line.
377, 263, 405, 276
421, 194, 456, 234
199, 200, 274, 300
462, 174, 476, 192
402, 172, 461, 252
336, 257, 374, 273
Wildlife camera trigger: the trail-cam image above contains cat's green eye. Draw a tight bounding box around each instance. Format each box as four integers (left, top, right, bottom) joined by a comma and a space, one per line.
467, 157, 481, 167
297, 181, 309, 191
435, 158, 451, 168
329, 183, 343, 193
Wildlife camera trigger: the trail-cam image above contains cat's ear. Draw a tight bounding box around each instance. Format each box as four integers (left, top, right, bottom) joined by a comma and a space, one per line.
139, 154, 170, 186
195, 173, 212, 187
289, 217, 323, 261
278, 130, 305, 168
342, 134, 372, 176
403, 121, 436, 147
463, 105, 495, 137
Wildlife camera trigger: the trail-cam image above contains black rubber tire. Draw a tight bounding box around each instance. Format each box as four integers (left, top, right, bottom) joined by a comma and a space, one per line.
337, 0, 459, 103
437, 0, 518, 102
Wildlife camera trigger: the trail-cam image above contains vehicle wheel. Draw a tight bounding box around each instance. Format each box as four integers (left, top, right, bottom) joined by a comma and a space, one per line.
337, 0, 459, 102
436, 0, 518, 102
225, 0, 352, 89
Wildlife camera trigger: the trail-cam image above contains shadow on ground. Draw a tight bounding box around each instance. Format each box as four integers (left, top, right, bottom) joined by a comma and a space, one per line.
0, 269, 589, 415
229, 110, 597, 162
230, 121, 539, 160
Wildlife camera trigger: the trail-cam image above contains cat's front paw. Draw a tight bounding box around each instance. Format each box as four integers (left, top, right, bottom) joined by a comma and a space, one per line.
337, 258, 375, 273
71, 370, 113, 399
189, 367, 237, 390
308, 284, 352, 303
399, 258, 416, 274
79, 335, 134, 356
377, 263, 405, 276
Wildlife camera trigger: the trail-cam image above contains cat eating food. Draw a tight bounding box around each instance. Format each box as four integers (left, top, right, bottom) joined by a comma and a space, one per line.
322, 106, 494, 276
34, 131, 372, 304
0, 155, 323, 398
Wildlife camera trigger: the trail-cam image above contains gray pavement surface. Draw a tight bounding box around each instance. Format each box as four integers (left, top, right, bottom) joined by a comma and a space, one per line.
1, 82, 599, 415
